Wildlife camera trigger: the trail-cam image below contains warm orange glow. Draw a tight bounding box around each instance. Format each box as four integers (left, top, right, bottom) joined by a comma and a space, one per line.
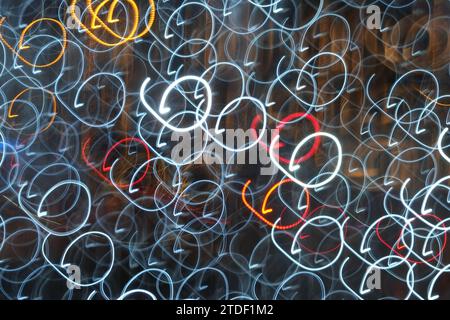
71, 0, 156, 47
8, 88, 57, 134
0, 17, 67, 68
242, 179, 310, 230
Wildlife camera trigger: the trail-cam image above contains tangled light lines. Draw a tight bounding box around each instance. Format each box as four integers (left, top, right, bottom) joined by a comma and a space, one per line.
0, 0, 449, 300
